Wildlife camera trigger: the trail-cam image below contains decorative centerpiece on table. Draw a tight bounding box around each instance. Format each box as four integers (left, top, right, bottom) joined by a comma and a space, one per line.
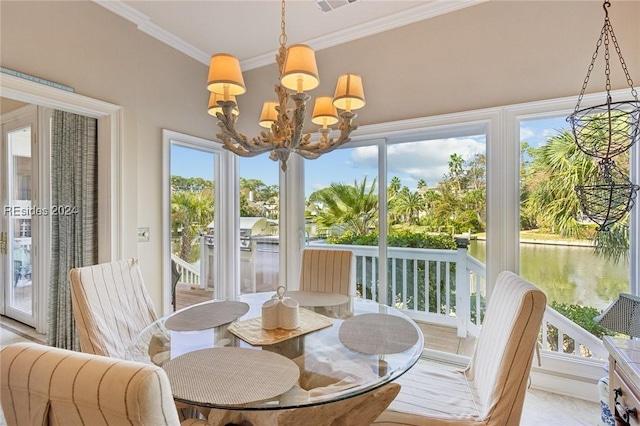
262, 286, 300, 330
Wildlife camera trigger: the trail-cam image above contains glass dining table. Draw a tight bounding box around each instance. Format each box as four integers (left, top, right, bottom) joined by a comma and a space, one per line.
126, 291, 424, 412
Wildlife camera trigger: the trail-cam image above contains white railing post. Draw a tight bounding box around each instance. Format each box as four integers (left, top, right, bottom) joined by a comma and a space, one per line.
456, 244, 470, 337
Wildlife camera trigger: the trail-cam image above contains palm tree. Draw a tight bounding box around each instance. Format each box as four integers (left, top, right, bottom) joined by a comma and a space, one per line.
171, 191, 214, 261
391, 188, 425, 225
448, 153, 464, 192
522, 129, 596, 238
313, 177, 378, 237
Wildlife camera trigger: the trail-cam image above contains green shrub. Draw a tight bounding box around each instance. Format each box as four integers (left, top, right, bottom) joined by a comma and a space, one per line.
545, 301, 615, 356
328, 230, 456, 249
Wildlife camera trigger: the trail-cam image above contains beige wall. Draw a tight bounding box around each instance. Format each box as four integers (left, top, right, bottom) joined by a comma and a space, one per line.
238, 1, 639, 137
1, 0, 639, 310
1, 1, 214, 307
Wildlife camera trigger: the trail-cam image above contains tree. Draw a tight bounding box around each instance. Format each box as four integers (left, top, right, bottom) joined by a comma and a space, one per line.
171, 191, 214, 262
390, 187, 425, 226
313, 177, 378, 237
522, 130, 597, 238
448, 153, 464, 192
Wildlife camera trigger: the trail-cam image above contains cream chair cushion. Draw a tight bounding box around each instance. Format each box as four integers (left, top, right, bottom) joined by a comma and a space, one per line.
299, 249, 353, 295
0, 342, 209, 426
69, 258, 158, 359
374, 271, 547, 426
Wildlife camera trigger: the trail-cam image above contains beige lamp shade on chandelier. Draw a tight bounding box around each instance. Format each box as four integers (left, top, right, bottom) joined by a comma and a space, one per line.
206, 0, 365, 171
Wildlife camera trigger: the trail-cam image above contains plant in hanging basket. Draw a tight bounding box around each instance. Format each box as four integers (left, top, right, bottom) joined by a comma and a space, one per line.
567, 100, 640, 159
575, 160, 639, 231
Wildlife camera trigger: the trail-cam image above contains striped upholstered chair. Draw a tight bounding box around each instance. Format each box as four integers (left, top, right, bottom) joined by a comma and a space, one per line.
0, 342, 208, 426
69, 258, 160, 359
373, 271, 547, 426
299, 249, 353, 295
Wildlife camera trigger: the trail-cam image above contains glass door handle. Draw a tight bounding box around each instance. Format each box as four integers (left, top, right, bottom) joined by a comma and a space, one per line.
0, 231, 6, 254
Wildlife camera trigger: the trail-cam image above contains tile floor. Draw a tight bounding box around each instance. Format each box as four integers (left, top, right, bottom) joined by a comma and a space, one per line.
0, 316, 602, 425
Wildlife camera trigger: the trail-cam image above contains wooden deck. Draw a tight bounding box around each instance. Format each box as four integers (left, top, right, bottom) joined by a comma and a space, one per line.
174, 284, 476, 358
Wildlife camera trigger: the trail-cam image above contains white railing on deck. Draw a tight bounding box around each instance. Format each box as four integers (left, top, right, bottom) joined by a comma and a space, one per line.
180, 239, 608, 361
308, 242, 480, 337
541, 305, 608, 360
170, 254, 200, 286
307, 241, 606, 360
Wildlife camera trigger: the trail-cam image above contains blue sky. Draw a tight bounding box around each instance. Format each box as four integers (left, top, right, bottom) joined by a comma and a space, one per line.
171, 115, 571, 195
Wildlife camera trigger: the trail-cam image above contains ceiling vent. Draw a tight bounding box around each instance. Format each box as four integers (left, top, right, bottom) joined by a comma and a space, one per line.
316, 0, 359, 14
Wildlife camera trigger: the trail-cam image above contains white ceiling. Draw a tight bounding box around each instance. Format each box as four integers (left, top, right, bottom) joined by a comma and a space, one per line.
94, 0, 486, 70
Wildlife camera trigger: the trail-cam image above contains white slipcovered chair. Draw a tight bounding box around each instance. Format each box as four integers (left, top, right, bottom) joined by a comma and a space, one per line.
373, 270, 547, 426
0, 342, 208, 426
299, 248, 353, 295
69, 257, 159, 359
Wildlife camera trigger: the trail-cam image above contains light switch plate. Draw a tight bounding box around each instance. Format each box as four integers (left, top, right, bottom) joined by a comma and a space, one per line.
138, 227, 150, 242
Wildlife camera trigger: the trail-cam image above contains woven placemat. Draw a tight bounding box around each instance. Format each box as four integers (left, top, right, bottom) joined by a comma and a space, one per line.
165, 301, 250, 331
285, 291, 349, 307
338, 313, 419, 355
163, 347, 299, 406
228, 308, 333, 346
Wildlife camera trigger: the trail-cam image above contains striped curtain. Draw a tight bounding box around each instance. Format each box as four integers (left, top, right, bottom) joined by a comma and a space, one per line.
46, 110, 98, 350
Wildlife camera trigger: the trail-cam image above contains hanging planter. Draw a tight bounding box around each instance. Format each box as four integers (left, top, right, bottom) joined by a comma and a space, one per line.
568, 0, 639, 231
568, 100, 640, 159
575, 160, 639, 231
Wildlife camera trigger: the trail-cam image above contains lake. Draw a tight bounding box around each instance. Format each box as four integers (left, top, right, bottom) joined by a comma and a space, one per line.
468, 240, 629, 311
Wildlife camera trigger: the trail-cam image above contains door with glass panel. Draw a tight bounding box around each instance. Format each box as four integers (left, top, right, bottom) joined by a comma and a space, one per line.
1, 108, 37, 326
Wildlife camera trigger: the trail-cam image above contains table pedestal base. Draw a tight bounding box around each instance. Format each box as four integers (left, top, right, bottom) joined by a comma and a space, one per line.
205, 383, 400, 426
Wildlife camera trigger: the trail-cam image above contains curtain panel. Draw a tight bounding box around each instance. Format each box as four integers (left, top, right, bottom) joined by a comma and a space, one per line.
47, 110, 98, 350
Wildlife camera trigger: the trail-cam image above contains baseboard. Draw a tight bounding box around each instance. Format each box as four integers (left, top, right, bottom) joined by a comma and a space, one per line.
529, 351, 606, 402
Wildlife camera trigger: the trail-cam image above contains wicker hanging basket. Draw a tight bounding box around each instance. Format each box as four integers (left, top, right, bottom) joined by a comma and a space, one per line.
567, 100, 640, 159
575, 160, 639, 231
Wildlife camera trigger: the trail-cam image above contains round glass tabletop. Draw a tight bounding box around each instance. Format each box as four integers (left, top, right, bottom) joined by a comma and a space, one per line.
127, 291, 424, 410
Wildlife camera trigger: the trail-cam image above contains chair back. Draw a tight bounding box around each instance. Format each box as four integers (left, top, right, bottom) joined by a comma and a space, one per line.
299, 249, 353, 295
0, 342, 181, 426
465, 271, 547, 425
70, 258, 158, 359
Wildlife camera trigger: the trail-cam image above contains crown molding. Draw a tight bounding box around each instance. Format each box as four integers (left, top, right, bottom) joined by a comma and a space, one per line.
93, 0, 487, 70
242, 0, 488, 70
92, 0, 210, 65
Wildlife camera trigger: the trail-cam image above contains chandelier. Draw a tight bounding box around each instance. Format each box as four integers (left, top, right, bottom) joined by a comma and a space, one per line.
207, 0, 365, 172
568, 0, 639, 231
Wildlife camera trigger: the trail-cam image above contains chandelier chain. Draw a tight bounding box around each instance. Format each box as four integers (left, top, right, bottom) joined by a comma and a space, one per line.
279, 0, 287, 48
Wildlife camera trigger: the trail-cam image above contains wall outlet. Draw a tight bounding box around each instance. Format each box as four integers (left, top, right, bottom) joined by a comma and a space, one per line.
138, 227, 150, 242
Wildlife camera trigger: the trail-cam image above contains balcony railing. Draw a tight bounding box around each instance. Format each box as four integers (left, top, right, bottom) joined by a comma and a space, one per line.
306, 242, 606, 360
181, 238, 607, 361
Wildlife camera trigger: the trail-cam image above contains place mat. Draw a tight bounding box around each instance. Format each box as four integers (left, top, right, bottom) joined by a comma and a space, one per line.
338, 313, 419, 355
228, 308, 333, 346
163, 347, 299, 406
285, 291, 349, 307
165, 301, 250, 331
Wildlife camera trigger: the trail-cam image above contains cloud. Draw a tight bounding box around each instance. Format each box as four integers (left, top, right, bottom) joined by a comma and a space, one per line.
350, 137, 485, 185
520, 127, 535, 141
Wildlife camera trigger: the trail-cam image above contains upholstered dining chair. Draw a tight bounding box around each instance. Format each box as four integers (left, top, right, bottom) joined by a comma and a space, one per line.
373, 271, 547, 426
299, 248, 353, 295
0, 342, 210, 426
69, 257, 159, 359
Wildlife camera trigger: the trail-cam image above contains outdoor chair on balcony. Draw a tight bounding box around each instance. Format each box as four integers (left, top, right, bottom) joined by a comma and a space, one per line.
299, 248, 353, 295
0, 342, 209, 426
373, 270, 547, 426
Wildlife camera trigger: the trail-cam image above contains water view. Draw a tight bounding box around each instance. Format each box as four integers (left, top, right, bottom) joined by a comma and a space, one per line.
469, 240, 629, 311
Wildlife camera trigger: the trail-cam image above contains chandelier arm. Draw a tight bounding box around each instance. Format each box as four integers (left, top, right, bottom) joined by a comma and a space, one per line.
296, 113, 358, 157
289, 93, 310, 150
215, 106, 281, 156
